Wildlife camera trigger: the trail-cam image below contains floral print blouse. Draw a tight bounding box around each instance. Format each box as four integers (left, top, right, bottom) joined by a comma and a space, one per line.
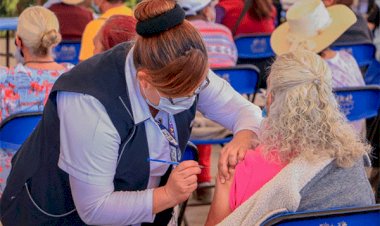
0, 63, 74, 121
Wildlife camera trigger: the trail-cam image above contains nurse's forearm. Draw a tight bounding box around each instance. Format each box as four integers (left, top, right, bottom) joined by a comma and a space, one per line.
69, 176, 155, 225
153, 186, 177, 213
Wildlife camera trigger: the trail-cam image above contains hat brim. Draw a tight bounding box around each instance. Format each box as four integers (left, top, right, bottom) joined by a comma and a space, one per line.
62, 0, 84, 5
270, 5, 357, 56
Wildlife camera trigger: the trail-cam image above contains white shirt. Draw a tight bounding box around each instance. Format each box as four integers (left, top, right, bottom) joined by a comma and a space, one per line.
57, 50, 262, 225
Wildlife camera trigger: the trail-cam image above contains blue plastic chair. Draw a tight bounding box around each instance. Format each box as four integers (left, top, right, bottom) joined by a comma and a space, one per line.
191, 65, 260, 145
0, 112, 42, 151
234, 34, 275, 88
53, 40, 81, 65
214, 65, 260, 100
234, 34, 275, 59
333, 85, 380, 121
261, 204, 380, 226
331, 43, 376, 68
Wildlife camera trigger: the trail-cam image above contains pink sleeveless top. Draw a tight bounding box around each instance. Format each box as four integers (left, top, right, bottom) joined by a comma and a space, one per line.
229, 146, 286, 211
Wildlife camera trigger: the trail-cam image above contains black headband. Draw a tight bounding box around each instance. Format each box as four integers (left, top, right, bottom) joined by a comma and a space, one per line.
136, 4, 185, 37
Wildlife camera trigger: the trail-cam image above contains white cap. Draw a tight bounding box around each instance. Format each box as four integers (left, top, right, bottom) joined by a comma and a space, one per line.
177, 0, 212, 16
280, 0, 301, 10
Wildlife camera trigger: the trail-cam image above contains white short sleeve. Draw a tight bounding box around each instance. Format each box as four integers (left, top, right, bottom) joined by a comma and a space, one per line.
57, 91, 121, 186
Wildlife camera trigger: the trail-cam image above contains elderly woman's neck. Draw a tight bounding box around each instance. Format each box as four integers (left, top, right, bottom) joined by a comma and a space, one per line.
22, 48, 64, 70
319, 49, 337, 60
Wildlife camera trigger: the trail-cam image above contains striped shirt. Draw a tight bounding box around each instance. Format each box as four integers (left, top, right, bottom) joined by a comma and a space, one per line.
190, 20, 238, 68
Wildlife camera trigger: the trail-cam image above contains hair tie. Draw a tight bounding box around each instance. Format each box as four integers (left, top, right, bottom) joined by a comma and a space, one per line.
136, 4, 185, 37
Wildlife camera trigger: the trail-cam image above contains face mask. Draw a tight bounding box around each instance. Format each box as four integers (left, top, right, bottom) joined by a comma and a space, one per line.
262, 106, 268, 118
91, 0, 101, 14
14, 47, 24, 64
144, 88, 196, 115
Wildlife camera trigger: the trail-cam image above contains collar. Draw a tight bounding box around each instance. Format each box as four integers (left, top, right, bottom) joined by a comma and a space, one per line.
124, 48, 151, 125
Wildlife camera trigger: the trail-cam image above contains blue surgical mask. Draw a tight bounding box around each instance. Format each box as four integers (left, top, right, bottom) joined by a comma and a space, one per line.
144, 89, 196, 115
262, 107, 268, 118
14, 47, 24, 64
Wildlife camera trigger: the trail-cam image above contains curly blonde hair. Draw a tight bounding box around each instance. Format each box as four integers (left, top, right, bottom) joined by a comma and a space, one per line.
260, 50, 371, 167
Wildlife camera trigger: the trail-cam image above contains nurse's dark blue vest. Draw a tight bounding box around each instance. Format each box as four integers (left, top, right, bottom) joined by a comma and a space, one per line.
0, 42, 197, 226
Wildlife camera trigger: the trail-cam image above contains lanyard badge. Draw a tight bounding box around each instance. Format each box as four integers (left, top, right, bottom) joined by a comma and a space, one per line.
156, 119, 182, 162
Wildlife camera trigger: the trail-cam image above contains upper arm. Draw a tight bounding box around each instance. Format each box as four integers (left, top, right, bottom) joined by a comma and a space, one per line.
197, 70, 262, 134
57, 91, 121, 186
79, 21, 102, 61
205, 171, 235, 226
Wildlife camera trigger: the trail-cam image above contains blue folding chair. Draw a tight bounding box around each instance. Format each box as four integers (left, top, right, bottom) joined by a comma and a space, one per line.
261, 204, 380, 226
0, 112, 42, 151
191, 65, 260, 145
331, 43, 376, 69
53, 40, 81, 65
234, 34, 275, 88
234, 34, 275, 59
333, 85, 380, 121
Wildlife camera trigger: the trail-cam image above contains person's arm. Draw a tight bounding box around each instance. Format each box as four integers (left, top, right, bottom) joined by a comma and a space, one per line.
57, 92, 200, 225
69, 160, 201, 225
205, 169, 235, 226
197, 71, 262, 182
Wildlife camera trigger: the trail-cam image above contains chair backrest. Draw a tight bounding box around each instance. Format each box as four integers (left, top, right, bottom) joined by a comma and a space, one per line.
181, 141, 199, 162
53, 40, 81, 65
0, 112, 42, 150
331, 43, 376, 68
333, 85, 380, 121
261, 205, 380, 226
234, 34, 275, 59
212, 65, 260, 96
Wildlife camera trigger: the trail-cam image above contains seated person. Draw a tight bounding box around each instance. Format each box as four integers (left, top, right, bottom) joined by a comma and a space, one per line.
79, 0, 133, 61
178, 0, 238, 68
48, 0, 93, 41
205, 49, 375, 226
93, 15, 137, 54
216, 0, 277, 35
323, 0, 373, 45
0, 6, 74, 122
0, 6, 74, 197
271, 0, 365, 132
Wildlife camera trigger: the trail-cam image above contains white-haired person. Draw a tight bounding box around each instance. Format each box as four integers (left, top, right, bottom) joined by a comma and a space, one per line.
205, 49, 375, 226
270, 0, 366, 132
0, 6, 73, 198
0, 6, 74, 122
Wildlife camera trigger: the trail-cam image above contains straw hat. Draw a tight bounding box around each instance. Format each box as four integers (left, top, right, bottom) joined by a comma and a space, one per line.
271, 0, 357, 55
62, 0, 84, 5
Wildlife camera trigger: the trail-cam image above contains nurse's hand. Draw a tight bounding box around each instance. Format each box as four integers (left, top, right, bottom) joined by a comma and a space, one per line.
153, 161, 201, 214
218, 130, 258, 184
165, 161, 201, 204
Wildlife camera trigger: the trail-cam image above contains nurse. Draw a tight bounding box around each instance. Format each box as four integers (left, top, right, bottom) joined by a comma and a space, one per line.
0, 0, 262, 225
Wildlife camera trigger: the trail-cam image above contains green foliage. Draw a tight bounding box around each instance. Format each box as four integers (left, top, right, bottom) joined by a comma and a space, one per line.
0, 0, 19, 17
125, 0, 137, 8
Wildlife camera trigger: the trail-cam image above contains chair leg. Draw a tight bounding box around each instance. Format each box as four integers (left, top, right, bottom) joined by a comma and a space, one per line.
178, 199, 188, 224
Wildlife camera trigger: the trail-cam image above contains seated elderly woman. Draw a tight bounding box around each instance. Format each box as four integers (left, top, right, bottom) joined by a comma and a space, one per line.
0, 6, 73, 122
0, 6, 73, 198
205, 49, 375, 226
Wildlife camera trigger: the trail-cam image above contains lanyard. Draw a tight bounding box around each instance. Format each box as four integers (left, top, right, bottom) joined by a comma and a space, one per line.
156, 116, 182, 162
